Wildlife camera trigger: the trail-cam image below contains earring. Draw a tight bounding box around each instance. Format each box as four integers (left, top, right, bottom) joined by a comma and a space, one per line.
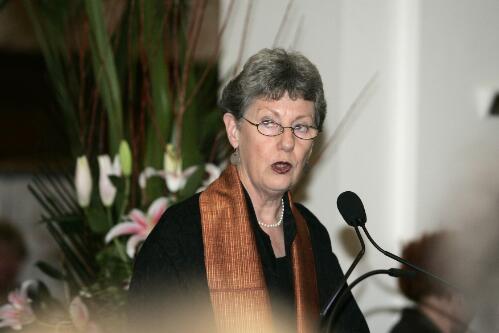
230, 147, 240, 165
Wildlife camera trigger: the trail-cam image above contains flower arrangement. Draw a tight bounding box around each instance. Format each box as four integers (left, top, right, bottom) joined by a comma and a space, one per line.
0, 0, 229, 331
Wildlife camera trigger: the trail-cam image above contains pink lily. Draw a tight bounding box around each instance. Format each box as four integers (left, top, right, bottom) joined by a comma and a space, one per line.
104, 197, 168, 258
69, 296, 102, 333
0, 281, 36, 330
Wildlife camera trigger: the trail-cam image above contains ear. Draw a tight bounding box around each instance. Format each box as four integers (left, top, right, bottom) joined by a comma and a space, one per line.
223, 113, 240, 148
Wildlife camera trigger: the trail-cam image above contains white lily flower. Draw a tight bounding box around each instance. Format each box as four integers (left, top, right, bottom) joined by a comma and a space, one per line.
203, 163, 221, 186
196, 163, 222, 192
138, 167, 163, 189
164, 166, 197, 193
98, 155, 121, 207
75, 156, 92, 208
163, 144, 197, 193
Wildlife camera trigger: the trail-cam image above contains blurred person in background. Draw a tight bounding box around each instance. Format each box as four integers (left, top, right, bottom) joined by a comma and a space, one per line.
0, 219, 28, 304
389, 231, 471, 333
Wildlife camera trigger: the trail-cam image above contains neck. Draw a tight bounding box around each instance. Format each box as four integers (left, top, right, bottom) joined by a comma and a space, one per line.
236, 167, 284, 225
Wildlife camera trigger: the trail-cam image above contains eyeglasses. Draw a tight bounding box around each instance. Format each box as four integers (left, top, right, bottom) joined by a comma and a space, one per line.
242, 117, 320, 140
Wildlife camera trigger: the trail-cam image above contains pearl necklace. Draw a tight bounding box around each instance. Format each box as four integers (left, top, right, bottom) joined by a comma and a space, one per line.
257, 198, 284, 228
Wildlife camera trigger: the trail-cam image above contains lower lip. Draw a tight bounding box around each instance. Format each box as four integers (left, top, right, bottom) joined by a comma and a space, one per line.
271, 163, 292, 174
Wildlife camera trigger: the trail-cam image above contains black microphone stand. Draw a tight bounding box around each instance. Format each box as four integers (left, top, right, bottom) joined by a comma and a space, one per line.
327, 190, 462, 332
320, 225, 365, 320
322, 268, 415, 333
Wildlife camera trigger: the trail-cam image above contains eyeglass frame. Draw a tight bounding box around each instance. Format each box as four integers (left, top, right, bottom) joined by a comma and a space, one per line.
241, 117, 321, 140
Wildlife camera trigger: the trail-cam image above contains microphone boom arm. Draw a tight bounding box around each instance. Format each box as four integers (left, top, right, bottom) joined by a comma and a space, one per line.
320, 226, 365, 318
361, 225, 460, 292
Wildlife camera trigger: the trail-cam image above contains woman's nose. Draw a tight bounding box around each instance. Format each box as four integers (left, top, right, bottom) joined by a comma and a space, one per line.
279, 128, 295, 151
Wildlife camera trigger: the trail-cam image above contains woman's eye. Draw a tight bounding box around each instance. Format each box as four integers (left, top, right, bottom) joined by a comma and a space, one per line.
261, 119, 277, 128
293, 124, 310, 133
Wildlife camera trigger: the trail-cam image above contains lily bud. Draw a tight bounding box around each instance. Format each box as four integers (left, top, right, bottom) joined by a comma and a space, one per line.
98, 155, 117, 207
75, 156, 92, 208
164, 144, 181, 174
119, 140, 132, 177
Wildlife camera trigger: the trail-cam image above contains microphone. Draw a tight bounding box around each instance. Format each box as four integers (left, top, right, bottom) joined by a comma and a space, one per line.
337, 191, 460, 292
320, 191, 369, 319
336, 191, 366, 227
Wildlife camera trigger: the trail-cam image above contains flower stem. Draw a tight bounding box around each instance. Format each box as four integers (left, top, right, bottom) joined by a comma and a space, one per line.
118, 177, 130, 222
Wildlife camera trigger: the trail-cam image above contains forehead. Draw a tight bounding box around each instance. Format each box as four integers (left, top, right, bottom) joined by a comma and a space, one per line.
245, 95, 315, 119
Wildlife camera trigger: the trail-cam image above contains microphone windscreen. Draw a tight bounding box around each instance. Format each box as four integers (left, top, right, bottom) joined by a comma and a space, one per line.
337, 191, 367, 226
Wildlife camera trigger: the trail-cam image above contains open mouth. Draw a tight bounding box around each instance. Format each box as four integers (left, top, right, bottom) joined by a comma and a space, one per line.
271, 162, 292, 174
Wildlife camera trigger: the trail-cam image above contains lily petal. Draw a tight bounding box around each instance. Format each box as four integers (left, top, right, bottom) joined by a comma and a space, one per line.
164, 144, 181, 174
165, 165, 198, 193
75, 156, 92, 208
203, 163, 221, 186
183, 165, 198, 178
98, 155, 117, 207
0, 282, 35, 331
19, 280, 35, 297
165, 172, 184, 193
105, 222, 143, 243
129, 209, 147, 228
126, 234, 147, 258
69, 297, 89, 331
111, 155, 122, 176
138, 167, 158, 189
146, 197, 168, 224
0, 304, 15, 318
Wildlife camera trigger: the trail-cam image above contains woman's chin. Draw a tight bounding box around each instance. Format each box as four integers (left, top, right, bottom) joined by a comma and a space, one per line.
265, 179, 294, 194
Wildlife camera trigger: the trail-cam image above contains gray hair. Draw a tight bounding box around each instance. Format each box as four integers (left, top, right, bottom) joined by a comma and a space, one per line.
219, 48, 327, 130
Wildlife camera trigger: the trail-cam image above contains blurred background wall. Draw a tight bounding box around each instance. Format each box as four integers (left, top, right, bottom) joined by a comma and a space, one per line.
219, 0, 499, 331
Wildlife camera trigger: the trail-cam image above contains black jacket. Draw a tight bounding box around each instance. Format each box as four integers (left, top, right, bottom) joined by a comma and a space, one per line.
128, 192, 369, 332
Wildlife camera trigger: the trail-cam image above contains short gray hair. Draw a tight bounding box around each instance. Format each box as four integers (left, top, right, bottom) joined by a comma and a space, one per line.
219, 48, 327, 130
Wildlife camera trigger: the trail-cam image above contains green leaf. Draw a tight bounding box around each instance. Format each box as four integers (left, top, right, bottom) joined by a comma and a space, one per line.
178, 165, 204, 201
143, 0, 173, 170
86, 205, 109, 234
143, 176, 166, 206
84, 0, 124, 154
96, 245, 131, 283
36, 261, 66, 280
110, 175, 126, 218
200, 108, 224, 157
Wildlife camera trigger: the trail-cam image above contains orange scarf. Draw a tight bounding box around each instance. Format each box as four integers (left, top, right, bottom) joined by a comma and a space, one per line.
199, 165, 319, 332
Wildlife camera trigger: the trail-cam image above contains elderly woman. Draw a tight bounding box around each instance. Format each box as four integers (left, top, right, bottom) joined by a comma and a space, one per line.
128, 48, 368, 333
